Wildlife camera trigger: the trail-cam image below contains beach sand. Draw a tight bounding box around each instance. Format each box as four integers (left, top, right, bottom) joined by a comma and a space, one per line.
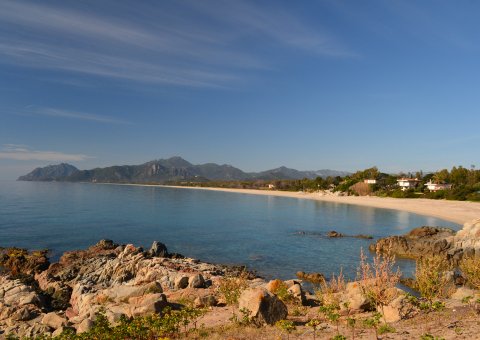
160, 186, 480, 225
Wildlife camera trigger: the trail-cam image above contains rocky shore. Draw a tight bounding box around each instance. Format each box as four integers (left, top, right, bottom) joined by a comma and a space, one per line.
0, 240, 260, 337
371, 218, 480, 263
1, 219, 480, 339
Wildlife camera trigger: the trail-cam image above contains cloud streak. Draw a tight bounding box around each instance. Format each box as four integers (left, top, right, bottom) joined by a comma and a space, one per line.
0, 1, 354, 88
0, 145, 89, 162
30, 107, 132, 125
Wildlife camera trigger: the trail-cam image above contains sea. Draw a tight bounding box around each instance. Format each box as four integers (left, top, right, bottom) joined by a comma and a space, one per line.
0, 180, 460, 280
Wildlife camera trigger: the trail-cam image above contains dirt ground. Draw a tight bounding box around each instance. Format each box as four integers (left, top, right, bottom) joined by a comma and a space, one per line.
186, 303, 480, 339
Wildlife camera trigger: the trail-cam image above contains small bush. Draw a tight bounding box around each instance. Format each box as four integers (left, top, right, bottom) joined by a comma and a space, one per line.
315, 269, 346, 306
378, 323, 396, 335
357, 246, 401, 320
459, 255, 480, 289
268, 279, 294, 303
415, 255, 454, 306
275, 319, 296, 339
218, 271, 248, 306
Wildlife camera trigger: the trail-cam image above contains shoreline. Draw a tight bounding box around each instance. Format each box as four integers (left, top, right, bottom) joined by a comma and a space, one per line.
95, 182, 480, 225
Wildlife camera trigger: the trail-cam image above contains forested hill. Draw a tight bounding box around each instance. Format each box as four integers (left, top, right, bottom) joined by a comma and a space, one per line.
17, 157, 350, 183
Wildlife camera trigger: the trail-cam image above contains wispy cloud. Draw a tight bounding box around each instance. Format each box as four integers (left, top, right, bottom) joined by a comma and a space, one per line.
28, 107, 132, 125
0, 144, 89, 162
190, 0, 356, 57
0, 1, 354, 88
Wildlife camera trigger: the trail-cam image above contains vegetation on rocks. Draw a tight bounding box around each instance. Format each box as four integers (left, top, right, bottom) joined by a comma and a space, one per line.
415, 255, 455, 306
3, 219, 480, 339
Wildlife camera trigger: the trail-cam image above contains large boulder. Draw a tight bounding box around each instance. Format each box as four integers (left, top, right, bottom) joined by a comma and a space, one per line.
189, 274, 205, 288
238, 288, 288, 326
174, 276, 189, 289
343, 281, 372, 312
102, 281, 163, 302
128, 293, 168, 317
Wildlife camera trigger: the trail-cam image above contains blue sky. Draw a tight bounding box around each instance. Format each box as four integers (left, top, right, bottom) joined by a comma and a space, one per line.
1, 0, 479, 179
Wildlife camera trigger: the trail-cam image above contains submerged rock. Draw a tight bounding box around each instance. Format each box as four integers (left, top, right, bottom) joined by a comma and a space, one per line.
296, 271, 325, 284
327, 231, 344, 238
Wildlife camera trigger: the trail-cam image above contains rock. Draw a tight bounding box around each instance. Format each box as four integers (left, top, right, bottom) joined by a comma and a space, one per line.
238, 288, 288, 326
128, 293, 168, 317
288, 283, 306, 305
296, 271, 325, 284
175, 276, 189, 289
41, 312, 67, 330
94, 239, 117, 250
102, 282, 163, 302
0, 247, 50, 276
149, 241, 168, 257
451, 287, 477, 301
25, 323, 53, 337
76, 318, 94, 333
11, 306, 33, 321
189, 274, 205, 288
344, 281, 372, 312
370, 226, 455, 259
194, 295, 218, 307
354, 234, 374, 240
382, 294, 418, 323
327, 231, 344, 238
283, 279, 301, 288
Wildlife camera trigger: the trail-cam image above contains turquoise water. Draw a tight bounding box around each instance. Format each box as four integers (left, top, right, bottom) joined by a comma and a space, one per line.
0, 181, 459, 280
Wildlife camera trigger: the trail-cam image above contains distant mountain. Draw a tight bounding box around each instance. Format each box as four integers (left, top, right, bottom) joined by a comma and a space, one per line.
18, 163, 79, 181
18, 157, 350, 183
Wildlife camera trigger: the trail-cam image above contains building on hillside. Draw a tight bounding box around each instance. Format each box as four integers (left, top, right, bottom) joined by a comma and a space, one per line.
268, 184, 276, 189
363, 179, 377, 184
424, 180, 452, 192
397, 178, 421, 191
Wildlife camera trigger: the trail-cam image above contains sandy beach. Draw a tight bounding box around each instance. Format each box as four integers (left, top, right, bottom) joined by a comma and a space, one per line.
158, 186, 479, 225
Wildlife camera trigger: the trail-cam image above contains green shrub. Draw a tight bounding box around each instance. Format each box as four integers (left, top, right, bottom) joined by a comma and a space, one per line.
415, 255, 454, 306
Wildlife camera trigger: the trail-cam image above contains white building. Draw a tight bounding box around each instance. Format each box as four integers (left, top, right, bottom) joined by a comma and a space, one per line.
268, 184, 276, 189
364, 179, 377, 184
425, 181, 452, 192
397, 178, 421, 191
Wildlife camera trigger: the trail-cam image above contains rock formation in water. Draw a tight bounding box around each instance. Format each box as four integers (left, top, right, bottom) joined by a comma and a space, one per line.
370, 218, 480, 263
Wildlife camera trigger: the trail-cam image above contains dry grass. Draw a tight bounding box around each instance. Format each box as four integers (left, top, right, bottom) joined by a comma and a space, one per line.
315, 269, 347, 306
459, 255, 480, 290
415, 255, 454, 303
357, 245, 401, 319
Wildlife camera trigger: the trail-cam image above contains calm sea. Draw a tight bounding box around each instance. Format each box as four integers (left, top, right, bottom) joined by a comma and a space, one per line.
0, 181, 459, 280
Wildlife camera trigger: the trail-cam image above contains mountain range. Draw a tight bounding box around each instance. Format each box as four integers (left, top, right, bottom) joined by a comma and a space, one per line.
18, 157, 350, 183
